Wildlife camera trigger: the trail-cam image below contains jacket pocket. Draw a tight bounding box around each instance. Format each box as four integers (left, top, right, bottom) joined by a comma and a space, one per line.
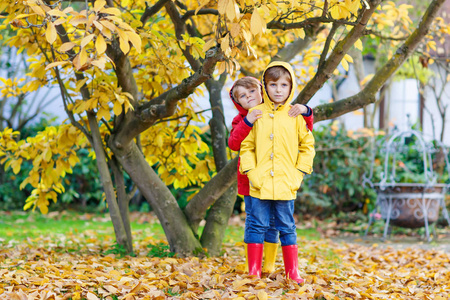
290, 168, 304, 192
247, 168, 262, 190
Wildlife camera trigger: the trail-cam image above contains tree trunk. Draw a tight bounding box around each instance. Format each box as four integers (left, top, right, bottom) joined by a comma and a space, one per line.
200, 183, 238, 256
200, 75, 239, 254
184, 157, 238, 235
86, 112, 131, 251
110, 140, 202, 256
111, 156, 133, 253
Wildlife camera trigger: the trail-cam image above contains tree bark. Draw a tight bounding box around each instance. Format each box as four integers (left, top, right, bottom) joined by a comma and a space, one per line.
111, 156, 133, 253
184, 157, 238, 234
110, 140, 202, 256
87, 112, 130, 249
200, 183, 238, 256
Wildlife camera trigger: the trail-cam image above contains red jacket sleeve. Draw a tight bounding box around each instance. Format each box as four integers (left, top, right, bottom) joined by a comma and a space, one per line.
228, 114, 253, 151
302, 106, 314, 131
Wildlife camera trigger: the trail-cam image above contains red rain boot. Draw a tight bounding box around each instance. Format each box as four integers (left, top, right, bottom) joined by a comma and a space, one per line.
246, 243, 263, 278
282, 245, 305, 284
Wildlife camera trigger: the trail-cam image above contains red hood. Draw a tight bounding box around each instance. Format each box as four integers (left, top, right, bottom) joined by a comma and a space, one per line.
229, 77, 262, 117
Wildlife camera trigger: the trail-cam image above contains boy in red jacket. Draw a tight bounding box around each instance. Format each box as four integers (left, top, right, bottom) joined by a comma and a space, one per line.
228, 76, 313, 275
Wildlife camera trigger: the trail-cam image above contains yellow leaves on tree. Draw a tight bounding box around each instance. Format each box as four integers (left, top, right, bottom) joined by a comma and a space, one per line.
141, 98, 213, 190
0, 125, 87, 214
6, 0, 142, 73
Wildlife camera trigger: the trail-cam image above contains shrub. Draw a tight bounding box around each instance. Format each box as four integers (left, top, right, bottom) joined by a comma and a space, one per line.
296, 123, 380, 218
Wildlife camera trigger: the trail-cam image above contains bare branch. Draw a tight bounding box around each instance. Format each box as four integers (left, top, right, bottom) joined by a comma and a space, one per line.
313, 0, 447, 122
182, 9, 219, 21
295, 0, 381, 104
363, 29, 409, 41
111, 46, 225, 148
140, 0, 171, 25
268, 16, 358, 31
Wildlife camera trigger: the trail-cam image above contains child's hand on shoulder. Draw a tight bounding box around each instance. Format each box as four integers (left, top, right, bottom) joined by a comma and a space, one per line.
247, 109, 262, 124
288, 104, 307, 117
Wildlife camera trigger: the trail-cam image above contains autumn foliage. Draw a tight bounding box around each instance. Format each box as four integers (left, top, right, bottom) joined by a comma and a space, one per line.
0, 0, 448, 255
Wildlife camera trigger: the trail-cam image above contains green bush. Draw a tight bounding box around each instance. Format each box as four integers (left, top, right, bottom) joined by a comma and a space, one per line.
297, 123, 450, 218
296, 123, 380, 218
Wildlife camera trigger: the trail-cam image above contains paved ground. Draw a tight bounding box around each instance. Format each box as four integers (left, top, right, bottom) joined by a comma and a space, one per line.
331, 234, 450, 253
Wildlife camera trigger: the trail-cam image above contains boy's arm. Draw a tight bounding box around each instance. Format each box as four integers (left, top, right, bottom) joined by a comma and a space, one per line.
295, 119, 315, 174
228, 114, 253, 151
302, 105, 314, 132
239, 128, 256, 174
289, 104, 314, 131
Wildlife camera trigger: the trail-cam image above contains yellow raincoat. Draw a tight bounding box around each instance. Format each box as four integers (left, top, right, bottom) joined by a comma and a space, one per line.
239, 61, 315, 200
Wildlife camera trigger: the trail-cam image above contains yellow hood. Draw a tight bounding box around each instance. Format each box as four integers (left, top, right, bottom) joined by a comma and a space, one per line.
261, 61, 296, 105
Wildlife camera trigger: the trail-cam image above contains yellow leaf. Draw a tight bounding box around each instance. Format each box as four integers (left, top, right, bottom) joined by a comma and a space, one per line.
45, 61, 70, 70
78, 48, 88, 67
127, 31, 141, 53
226, 0, 239, 21
100, 20, 116, 32
60, 42, 76, 52
360, 73, 374, 86
91, 57, 107, 70
220, 33, 230, 55
250, 9, 264, 36
117, 29, 130, 54
230, 23, 240, 38
11, 158, 22, 175
94, 0, 106, 12
95, 34, 107, 54
354, 38, 363, 51
155, 135, 164, 148
30, 5, 46, 17
257, 290, 268, 300
81, 34, 95, 48
113, 101, 123, 115
46, 22, 57, 44
341, 58, 349, 71
217, 0, 228, 15
97, 107, 111, 121
203, 39, 216, 52
344, 54, 353, 63
100, 7, 121, 16
75, 78, 89, 92
47, 9, 66, 18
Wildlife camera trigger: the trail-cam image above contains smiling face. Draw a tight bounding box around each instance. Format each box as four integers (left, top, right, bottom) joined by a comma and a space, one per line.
265, 75, 291, 107
233, 85, 262, 110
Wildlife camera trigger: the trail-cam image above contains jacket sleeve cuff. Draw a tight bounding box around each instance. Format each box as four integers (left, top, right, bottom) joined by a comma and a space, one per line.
243, 117, 253, 127
301, 106, 312, 117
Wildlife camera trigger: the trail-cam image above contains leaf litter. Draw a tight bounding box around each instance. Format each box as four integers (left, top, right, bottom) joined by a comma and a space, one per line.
1, 214, 450, 299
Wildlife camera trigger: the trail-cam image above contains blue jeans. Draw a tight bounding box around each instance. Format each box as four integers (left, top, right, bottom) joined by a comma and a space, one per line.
244, 196, 279, 243
244, 196, 297, 246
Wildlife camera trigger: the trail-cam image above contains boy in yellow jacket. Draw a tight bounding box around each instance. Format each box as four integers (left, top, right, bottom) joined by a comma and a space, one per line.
239, 61, 315, 284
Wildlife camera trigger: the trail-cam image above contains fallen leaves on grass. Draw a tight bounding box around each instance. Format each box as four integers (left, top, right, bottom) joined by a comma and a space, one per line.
1, 235, 450, 300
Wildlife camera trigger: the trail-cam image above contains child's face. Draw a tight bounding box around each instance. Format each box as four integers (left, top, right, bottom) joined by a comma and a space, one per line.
234, 85, 262, 110
266, 76, 291, 106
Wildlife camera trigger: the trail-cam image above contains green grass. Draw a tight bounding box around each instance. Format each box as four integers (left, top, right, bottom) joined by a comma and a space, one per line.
0, 210, 166, 244
0, 210, 321, 247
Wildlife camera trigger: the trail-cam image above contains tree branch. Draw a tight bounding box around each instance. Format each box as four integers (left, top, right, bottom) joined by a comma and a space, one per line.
183, 157, 238, 234
140, 0, 171, 26
267, 16, 358, 31
165, 1, 201, 71
294, 0, 381, 104
313, 0, 447, 122
111, 46, 225, 148
181, 9, 219, 21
